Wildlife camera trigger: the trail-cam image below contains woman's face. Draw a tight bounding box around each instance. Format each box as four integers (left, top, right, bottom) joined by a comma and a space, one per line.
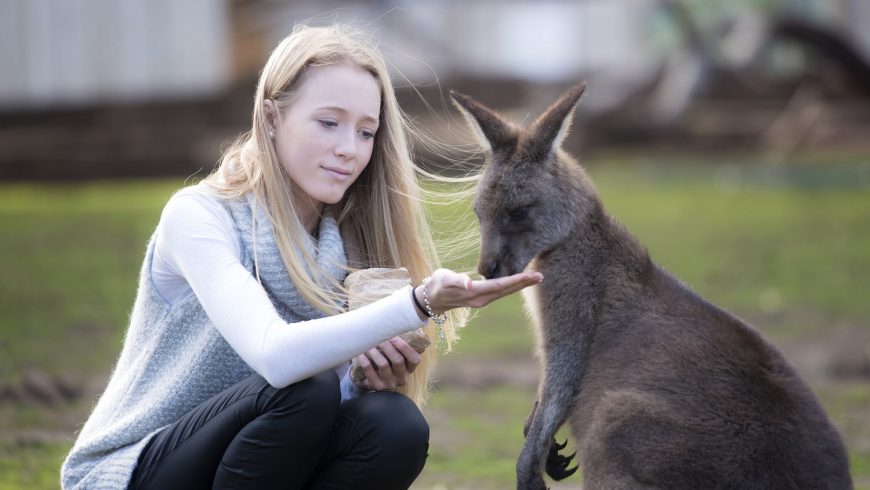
268, 63, 381, 213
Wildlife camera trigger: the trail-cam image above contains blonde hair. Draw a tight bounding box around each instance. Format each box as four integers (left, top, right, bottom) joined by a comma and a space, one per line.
203, 24, 468, 406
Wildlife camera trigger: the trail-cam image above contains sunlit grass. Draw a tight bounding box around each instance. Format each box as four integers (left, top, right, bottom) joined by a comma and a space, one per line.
0, 442, 68, 490
0, 180, 181, 385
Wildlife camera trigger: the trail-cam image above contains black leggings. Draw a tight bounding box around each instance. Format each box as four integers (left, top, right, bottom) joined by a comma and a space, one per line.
127, 371, 429, 490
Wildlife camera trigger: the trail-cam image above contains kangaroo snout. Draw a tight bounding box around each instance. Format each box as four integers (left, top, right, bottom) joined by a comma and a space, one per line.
477, 257, 502, 279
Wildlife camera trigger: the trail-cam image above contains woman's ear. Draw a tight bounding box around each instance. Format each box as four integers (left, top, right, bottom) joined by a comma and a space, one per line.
263, 99, 279, 137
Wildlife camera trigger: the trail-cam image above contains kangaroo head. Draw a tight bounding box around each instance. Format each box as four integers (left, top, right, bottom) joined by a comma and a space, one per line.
451, 83, 599, 278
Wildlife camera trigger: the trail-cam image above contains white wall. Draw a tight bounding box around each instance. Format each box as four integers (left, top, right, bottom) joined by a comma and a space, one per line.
260, 0, 660, 84
0, 0, 230, 109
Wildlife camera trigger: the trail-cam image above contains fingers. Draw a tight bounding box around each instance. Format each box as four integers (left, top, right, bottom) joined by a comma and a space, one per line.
390, 336, 422, 374
357, 337, 422, 391
429, 269, 473, 295
366, 345, 398, 390
378, 340, 409, 385
358, 352, 391, 392
444, 271, 542, 310
468, 271, 543, 295
427, 269, 540, 311
470, 273, 543, 307
453, 272, 473, 290
355, 353, 381, 391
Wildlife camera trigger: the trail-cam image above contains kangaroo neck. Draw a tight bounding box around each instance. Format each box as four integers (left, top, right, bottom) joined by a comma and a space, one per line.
535, 209, 607, 312
534, 202, 651, 324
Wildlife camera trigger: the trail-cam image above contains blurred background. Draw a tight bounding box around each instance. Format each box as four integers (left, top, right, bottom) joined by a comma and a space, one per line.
1, 0, 869, 488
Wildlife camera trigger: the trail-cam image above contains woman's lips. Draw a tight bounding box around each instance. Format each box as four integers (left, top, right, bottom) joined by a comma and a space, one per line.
322, 166, 351, 182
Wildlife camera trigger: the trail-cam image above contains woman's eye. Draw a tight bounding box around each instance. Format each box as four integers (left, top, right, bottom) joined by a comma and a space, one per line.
360, 129, 375, 140
319, 120, 338, 128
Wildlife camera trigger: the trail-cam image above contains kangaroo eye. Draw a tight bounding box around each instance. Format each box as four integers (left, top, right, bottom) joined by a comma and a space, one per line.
508, 206, 531, 220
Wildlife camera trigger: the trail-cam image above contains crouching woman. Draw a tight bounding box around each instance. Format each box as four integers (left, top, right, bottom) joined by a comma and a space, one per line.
61, 24, 541, 490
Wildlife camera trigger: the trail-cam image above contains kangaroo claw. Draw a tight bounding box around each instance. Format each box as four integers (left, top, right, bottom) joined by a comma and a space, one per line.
545, 438, 579, 480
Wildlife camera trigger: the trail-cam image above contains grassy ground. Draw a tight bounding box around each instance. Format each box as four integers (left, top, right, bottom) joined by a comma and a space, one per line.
1, 154, 869, 488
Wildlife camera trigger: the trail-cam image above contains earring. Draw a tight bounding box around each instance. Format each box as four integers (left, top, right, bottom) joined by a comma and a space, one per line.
269, 131, 274, 138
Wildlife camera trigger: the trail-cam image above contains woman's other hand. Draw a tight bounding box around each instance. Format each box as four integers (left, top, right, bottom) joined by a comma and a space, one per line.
354, 336, 423, 391
415, 268, 543, 315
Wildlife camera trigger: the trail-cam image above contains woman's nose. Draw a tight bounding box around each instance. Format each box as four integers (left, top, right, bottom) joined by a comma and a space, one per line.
334, 130, 357, 159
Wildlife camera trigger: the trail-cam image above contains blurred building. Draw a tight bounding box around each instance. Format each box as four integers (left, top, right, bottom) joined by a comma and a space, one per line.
0, 0, 231, 109
0, 0, 667, 109
1, 0, 869, 179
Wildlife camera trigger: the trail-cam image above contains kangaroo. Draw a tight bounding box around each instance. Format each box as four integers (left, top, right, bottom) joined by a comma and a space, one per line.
450, 84, 852, 490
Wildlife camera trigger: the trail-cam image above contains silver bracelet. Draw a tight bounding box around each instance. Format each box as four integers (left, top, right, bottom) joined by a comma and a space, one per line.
422, 276, 447, 341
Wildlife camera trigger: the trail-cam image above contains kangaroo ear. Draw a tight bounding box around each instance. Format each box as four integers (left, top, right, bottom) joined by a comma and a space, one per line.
450, 90, 517, 152
528, 82, 586, 157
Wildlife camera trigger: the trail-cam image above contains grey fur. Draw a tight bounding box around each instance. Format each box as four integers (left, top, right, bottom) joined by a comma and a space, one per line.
451, 84, 852, 490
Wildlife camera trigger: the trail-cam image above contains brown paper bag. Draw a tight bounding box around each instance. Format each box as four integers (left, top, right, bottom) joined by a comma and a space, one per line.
345, 268, 431, 387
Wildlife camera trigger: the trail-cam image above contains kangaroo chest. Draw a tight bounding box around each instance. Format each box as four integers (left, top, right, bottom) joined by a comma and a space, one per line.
521, 255, 600, 361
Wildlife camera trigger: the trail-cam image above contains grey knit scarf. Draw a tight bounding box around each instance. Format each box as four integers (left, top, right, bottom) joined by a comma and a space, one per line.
224, 194, 348, 320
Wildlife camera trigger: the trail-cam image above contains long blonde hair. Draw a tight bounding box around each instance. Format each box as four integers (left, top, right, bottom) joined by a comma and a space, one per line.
202, 24, 467, 406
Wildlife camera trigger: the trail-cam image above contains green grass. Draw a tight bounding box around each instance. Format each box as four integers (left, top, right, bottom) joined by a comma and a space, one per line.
423, 386, 532, 488
0, 180, 181, 386
0, 442, 69, 490
419, 384, 579, 490
594, 162, 870, 320
1, 155, 869, 489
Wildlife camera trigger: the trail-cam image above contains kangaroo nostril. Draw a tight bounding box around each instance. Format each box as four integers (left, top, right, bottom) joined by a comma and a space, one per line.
476, 258, 500, 279
484, 261, 499, 279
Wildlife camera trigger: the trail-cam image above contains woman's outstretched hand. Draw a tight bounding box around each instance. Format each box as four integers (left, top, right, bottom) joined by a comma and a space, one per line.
416, 268, 543, 315
355, 268, 541, 392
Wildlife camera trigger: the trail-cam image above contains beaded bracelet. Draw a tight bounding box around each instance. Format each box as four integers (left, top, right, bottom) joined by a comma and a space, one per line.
422, 276, 447, 341
411, 287, 430, 318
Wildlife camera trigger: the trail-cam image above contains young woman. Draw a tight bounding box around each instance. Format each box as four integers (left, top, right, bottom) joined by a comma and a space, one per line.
61, 24, 542, 490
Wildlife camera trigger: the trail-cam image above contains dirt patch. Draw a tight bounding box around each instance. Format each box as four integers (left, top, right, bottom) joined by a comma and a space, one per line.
773, 326, 870, 383
434, 355, 540, 391
433, 325, 870, 391
0, 368, 105, 407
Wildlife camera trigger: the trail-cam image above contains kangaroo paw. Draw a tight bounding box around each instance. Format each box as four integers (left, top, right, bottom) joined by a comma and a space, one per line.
545, 438, 578, 481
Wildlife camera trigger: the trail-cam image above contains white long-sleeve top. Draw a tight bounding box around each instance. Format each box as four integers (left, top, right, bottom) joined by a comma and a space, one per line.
150, 188, 427, 399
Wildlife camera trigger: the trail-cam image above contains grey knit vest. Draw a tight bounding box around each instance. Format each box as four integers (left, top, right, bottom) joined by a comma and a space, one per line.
61, 187, 347, 489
